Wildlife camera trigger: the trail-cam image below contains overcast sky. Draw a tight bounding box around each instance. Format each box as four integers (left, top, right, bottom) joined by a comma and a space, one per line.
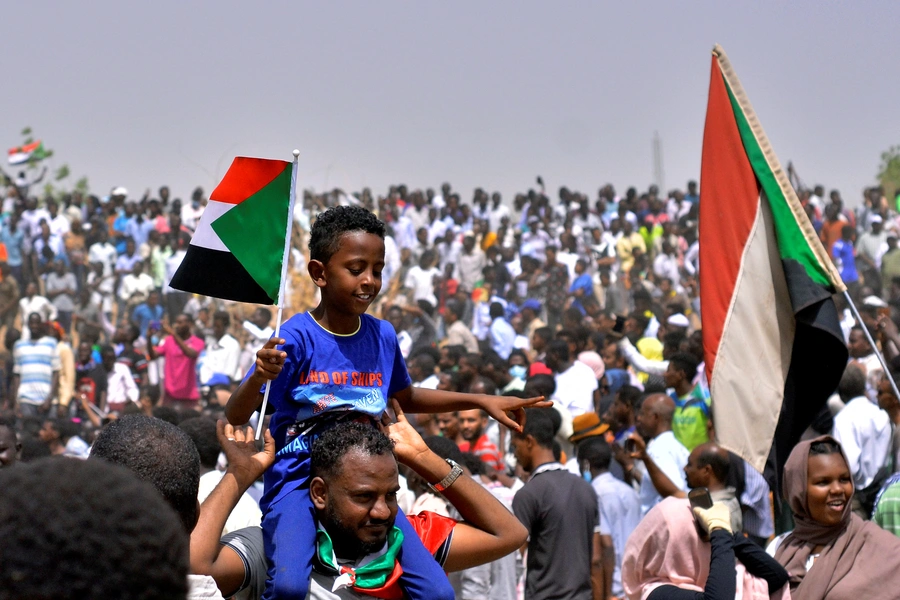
3, 2, 898, 206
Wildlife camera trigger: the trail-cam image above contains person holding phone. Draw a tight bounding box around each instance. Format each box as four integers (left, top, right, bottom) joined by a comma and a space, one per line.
622, 496, 789, 600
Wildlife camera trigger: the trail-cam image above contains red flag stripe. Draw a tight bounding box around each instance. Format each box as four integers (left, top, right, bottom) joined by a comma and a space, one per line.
209, 157, 290, 205
698, 55, 762, 378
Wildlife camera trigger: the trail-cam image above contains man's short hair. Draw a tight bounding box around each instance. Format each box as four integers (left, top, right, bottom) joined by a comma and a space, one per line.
179, 416, 221, 469
423, 435, 467, 464
90, 415, 201, 533
838, 363, 866, 401
311, 422, 394, 481
309, 206, 385, 263
617, 385, 643, 411
0, 457, 188, 600
576, 437, 612, 471
695, 445, 731, 483
546, 339, 570, 362
669, 352, 700, 380
517, 408, 555, 449
213, 310, 230, 327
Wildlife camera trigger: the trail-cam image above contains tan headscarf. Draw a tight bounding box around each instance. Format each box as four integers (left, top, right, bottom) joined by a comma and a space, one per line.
775, 435, 900, 599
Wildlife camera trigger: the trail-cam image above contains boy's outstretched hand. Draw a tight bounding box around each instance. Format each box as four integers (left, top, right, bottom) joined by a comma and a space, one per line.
482, 395, 551, 433
253, 337, 287, 382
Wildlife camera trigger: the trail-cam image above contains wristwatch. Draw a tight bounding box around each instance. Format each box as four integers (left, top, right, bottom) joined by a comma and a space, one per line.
428, 459, 463, 494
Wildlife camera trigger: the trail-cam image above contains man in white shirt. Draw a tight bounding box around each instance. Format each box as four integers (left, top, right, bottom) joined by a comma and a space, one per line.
201, 311, 241, 386
87, 228, 118, 277
101, 345, 139, 414
625, 393, 690, 515
164, 236, 190, 318
404, 250, 440, 308
19, 282, 57, 340
239, 307, 274, 378
488, 302, 515, 361
119, 261, 156, 306
833, 363, 892, 516
454, 233, 486, 293
545, 339, 599, 417
444, 300, 479, 354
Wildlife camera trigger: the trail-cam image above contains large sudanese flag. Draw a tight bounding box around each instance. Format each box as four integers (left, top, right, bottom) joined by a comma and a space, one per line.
170, 157, 292, 305
699, 45, 848, 478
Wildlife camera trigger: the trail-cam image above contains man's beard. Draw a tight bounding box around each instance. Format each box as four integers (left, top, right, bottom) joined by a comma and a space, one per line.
322, 499, 395, 559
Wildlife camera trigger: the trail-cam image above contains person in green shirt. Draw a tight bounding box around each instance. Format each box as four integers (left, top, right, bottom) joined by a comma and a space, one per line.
664, 352, 711, 451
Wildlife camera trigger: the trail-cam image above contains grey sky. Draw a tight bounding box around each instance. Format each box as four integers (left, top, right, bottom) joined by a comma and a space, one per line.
3, 1, 897, 206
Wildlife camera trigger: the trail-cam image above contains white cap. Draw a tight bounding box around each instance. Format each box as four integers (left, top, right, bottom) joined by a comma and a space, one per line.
863, 295, 889, 308
111, 186, 128, 197
667, 313, 690, 328
870, 214, 883, 224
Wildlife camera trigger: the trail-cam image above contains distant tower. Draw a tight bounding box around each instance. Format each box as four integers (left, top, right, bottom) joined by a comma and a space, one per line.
653, 131, 665, 192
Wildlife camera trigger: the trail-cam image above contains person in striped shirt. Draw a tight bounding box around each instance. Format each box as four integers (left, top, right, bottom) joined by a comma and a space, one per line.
11, 313, 60, 417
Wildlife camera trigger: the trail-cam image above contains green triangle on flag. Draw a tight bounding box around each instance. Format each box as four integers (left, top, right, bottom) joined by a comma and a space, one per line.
211, 166, 293, 301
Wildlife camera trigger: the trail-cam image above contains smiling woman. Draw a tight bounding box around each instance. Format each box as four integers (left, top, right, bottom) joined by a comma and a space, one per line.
772, 436, 900, 600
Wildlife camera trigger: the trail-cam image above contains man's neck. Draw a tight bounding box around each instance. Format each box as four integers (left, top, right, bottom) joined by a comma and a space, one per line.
675, 382, 693, 397
530, 448, 558, 470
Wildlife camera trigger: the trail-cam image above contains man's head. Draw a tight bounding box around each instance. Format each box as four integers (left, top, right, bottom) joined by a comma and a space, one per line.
458, 409, 489, 443
27, 312, 44, 340
100, 344, 116, 372
90, 415, 201, 533
837, 362, 867, 402
0, 457, 189, 600
847, 327, 872, 358
309, 422, 398, 559
510, 408, 555, 472
576, 436, 613, 476
663, 352, 699, 392
543, 339, 570, 373
251, 307, 272, 329
683, 442, 731, 490
605, 385, 642, 431
212, 310, 230, 340
436, 412, 460, 439
174, 313, 192, 338
635, 393, 675, 439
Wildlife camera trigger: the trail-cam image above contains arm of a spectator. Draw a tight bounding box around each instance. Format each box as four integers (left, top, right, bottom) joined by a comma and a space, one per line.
732, 534, 789, 593
190, 421, 275, 596
601, 534, 614, 600
628, 432, 685, 499
398, 385, 549, 433
224, 337, 285, 425
617, 337, 668, 376
383, 399, 527, 572
590, 532, 604, 600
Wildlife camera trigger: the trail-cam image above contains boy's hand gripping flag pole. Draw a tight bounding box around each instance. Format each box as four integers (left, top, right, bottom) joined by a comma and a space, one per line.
257, 149, 300, 440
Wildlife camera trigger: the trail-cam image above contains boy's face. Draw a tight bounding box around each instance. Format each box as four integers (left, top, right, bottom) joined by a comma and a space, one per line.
316, 232, 385, 316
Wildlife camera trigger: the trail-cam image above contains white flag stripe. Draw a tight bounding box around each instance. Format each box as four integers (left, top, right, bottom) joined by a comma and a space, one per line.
188, 200, 234, 252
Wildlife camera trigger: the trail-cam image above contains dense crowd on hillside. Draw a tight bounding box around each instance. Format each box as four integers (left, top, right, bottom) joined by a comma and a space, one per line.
4, 165, 900, 600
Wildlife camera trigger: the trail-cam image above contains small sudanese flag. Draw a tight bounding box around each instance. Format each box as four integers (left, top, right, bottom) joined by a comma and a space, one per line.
8, 141, 46, 165
170, 157, 292, 305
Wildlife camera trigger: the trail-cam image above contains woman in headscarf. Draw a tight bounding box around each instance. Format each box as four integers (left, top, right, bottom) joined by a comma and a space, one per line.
623, 497, 788, 600
772, 435, 900, 599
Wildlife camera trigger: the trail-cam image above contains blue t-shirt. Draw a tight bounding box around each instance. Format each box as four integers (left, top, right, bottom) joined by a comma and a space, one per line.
832, 239, 858, 283
254, 312, 411, 509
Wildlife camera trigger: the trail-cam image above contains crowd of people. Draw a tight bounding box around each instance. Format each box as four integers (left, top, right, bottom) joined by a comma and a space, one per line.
4, 168, 900, 600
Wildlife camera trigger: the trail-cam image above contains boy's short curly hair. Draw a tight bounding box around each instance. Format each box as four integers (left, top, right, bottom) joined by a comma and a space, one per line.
309, 205, 385, 263
0, 457, 189, 600
311, 421, 394, 480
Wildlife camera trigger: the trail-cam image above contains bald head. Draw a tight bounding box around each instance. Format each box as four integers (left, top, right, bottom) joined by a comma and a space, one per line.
685, 442, 731, 490
636, 393, 676, 439
646, 394, 675, 422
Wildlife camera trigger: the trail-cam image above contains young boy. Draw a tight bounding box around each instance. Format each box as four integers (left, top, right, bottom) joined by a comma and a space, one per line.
227, 206, 544, 599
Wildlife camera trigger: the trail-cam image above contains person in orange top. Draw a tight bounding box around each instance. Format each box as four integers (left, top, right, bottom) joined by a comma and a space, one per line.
819, 203, 845, 257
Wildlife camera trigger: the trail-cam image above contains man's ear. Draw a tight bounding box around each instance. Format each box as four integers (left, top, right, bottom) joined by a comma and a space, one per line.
308, 260, 326, 289
310, 476, 328, 510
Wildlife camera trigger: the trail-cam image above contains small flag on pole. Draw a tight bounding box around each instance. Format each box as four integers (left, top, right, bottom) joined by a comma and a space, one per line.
699, 45, 848, 477
170, 157, 294, 305
8, 140, 47, 165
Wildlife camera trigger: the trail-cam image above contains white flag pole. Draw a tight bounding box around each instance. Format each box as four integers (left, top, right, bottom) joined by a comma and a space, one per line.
256, 149, 300, 440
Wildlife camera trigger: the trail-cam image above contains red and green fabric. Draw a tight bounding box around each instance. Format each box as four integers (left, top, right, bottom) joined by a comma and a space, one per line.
313, 512, 456, 599
170, 157, 292, 304
8, 140, 47, 165
699, 45, 848, 476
